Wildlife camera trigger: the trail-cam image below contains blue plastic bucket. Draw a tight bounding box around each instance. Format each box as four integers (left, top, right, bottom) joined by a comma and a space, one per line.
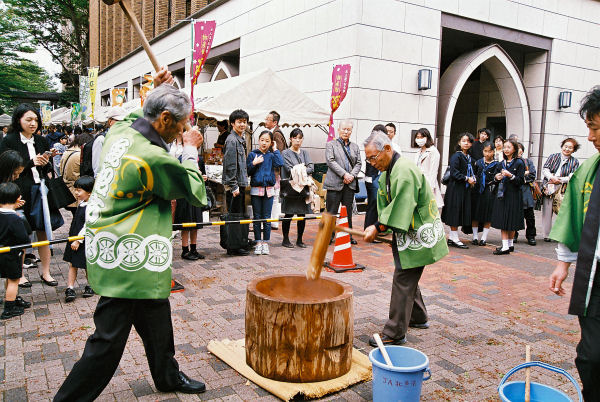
369, 346, 431, 402
498, 361, 582, 402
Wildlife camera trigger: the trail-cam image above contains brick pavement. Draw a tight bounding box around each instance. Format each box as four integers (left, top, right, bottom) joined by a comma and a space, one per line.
0, 210, 581, 401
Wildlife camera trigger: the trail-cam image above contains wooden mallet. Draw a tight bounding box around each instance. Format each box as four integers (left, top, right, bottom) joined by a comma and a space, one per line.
101, 0, 193, 130
306, 212, 392, 280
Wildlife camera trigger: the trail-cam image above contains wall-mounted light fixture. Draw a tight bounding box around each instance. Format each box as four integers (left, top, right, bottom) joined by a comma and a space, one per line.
418, 69, 432, 90
559, 91, 572, 108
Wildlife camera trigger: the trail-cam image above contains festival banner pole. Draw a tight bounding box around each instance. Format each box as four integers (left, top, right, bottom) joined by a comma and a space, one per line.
189, 20, 216, 121
327, 64, 351, 142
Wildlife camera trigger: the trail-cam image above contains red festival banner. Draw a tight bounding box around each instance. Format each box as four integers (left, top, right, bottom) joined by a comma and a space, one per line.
327, 64, 351, 141
190, 20, 216, 117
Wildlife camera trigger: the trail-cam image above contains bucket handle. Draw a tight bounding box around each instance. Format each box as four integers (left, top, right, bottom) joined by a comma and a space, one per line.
498, 361, 582, 402
423, 368, 431, 381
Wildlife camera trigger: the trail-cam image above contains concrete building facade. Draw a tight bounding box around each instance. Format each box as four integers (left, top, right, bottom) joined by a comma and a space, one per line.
89, 0, 600, 168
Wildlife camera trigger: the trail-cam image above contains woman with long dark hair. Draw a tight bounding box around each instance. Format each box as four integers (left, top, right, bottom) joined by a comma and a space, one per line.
441, 133, 476, 248
0, 104, 59, 286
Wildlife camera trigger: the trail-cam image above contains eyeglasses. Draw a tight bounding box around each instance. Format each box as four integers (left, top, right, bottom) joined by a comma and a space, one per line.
366, 149, 383, 163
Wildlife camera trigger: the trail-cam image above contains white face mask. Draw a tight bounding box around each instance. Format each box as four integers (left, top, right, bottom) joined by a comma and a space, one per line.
415, 138, 427, 147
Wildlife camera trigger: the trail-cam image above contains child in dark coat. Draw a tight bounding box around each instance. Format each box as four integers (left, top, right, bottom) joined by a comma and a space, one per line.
63, 176, 95, 302
0, 183, 32, 319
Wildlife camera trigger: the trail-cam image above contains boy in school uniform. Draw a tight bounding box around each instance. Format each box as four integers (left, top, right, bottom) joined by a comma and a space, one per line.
0, 182, 32, 319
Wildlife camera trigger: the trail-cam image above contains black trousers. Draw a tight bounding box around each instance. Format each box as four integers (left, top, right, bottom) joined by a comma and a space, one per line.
524, 207, 536, 238
383, 265, 427, 339
282, 213, 305, 242
364, 182, 378, 229
54, 297, 181, 402
225, 188, 246, 214
576, 292, 600, 402
326, 185, 355, 229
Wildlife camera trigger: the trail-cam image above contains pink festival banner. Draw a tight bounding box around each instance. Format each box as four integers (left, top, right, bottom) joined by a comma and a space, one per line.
190, 20, 216, 118
327, 64, 351, 141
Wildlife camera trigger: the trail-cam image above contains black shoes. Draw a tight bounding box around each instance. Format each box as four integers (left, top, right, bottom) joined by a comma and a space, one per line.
368, 334, 407, 347
18, 279, 32, 288
409, 321, 430, 329
479, 240, 487, 246
509, 246, 515, 252
1, 302, 24, 320
544, 237, 552, 242
15, 296, 31, 309
282, 239, 294, 248
493, 247, 510, 255
350, 238, 358, 245
40, 275, 58, 286
471, 239, 479, 245
527, 237, 537, 246
172, 371, 206, 394
447, 239, 468, 249
296, 241, 307, 248
373, 239, 383, 244
65, 288, 76, 303
83, 285, 95, 298
23, 258, 37, 269
227, 248, 250, 256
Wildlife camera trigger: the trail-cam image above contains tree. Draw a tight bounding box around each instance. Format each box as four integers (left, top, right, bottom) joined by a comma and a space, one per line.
0, 8, 53, 113
4, 0, 89, 102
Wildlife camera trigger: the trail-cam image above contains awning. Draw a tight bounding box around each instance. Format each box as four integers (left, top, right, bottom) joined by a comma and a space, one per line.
190, 69, 329, 126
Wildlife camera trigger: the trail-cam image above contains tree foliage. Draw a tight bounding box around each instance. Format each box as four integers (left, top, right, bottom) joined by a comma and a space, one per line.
4, 0, 89, 101
0, 7, 53, 113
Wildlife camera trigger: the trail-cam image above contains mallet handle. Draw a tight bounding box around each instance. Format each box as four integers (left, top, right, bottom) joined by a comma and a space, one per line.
335, 226, 393, 245
119, 0, 160, 72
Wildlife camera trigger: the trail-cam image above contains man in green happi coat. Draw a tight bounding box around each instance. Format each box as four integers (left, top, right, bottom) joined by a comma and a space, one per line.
363, 129, 448, 346
549, 87, 600, 400
55, 70, 208, 401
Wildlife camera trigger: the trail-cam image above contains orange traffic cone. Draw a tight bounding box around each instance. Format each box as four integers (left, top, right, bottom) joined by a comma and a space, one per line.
324, 205, 365, 273
171, 279, 185, 293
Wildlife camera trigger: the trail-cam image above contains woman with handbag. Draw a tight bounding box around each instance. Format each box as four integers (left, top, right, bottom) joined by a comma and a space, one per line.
441, 133, 476, 248
491, 139, 526, 255
60, 133, 94, 216
515, 143, 538, 246
541, 138, 580, 241
281, 128, 314, 248
246, 130, 284, 255
0, 104, 60, 286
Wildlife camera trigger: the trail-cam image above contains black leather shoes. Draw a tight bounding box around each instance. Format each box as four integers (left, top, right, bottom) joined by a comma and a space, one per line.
447, 239, 468, 249
167, 372, 206, 394
471, 239, 479, 245
15, 296, 31, 309
282, 240, 294, 248
527, 237, 537, 246
509, 246, 515, 252
40, 275, 58, 286
227, 248, 250, 256
409, 321, 429, 329
295, 241, 307, 248
350, 238, 358, 245
479, 240, 487, 246
544, 237, 552, 242
368, 334, 407, 347
493, 247, 510, 255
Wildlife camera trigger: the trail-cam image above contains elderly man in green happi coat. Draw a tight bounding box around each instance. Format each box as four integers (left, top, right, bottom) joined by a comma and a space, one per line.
549, 86, 600, 400
363, 129, 448, 346
55, 70, 208, 401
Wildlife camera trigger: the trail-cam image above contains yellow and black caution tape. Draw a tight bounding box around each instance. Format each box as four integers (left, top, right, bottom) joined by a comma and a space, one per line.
0, 215, 324, 254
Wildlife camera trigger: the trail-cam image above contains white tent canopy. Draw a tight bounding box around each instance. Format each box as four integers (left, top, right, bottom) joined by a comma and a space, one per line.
0, 114, 11, 127
189, 68, 329, 126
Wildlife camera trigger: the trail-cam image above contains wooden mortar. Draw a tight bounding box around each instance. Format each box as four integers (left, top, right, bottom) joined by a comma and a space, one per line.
245, 274, 354, 382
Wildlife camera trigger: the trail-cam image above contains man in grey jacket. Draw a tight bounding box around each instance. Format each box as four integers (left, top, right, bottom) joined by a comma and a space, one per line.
324, 119, 362, 244
222, 109, 251, 256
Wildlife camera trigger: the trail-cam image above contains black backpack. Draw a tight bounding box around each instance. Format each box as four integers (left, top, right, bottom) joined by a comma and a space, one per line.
80, 132, 105, 177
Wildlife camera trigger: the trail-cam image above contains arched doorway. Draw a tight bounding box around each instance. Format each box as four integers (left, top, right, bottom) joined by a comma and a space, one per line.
437, 44, 531, 166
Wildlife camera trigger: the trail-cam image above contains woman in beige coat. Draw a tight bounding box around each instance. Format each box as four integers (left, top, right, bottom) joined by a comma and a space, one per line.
60, 134, 93, 215
414, 128, 444, 208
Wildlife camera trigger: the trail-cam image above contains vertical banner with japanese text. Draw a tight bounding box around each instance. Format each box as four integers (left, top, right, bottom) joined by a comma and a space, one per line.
140, 74, 154, 106
40, 103, 52, 126
88, 67, 99, 119
327, 64, 351, 142
190, 20, 216, 116
79, 75, 90, 120
111, 88, 126, 107
71, 103, 81, 125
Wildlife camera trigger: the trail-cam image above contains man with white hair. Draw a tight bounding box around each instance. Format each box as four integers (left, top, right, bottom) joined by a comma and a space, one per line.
54, 68, 208, 400
324, 119, 362, 243
363, 130, 448, 346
